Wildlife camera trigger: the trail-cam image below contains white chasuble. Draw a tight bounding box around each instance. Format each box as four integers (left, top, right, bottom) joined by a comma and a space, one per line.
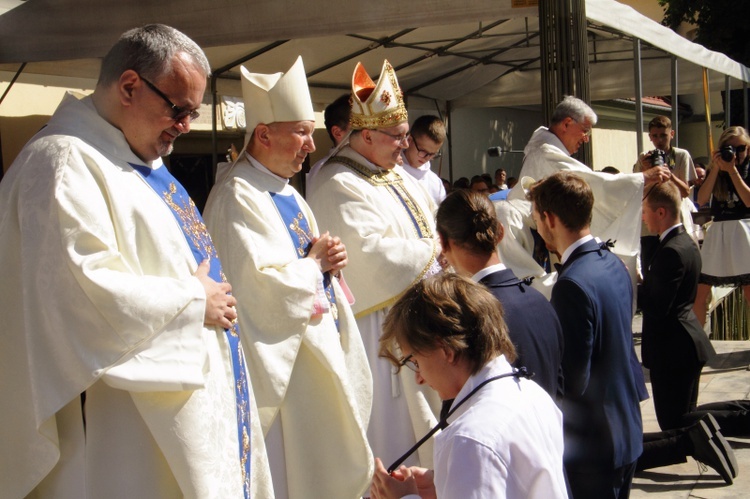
307, 146, 442, 470
518, 126, 644, 291
0, 93, 272, 499
204, 154, 374, 499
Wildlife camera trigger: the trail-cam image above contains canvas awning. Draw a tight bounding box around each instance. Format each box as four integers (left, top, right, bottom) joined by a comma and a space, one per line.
0, 0, 747, 109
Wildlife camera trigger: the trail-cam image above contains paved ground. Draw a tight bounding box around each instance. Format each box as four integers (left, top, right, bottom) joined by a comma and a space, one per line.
631, 314, 750, 498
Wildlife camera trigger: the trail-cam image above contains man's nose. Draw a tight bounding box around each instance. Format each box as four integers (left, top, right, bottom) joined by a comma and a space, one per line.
174, 118, 191, 133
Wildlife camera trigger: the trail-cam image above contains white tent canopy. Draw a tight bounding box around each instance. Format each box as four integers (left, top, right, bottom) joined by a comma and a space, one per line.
0, 0, 748, 110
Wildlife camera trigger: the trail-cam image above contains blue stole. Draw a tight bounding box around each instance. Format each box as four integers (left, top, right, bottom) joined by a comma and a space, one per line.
131, 164, 251, 497
270, 191, 339, 329
388, 181, 427, 238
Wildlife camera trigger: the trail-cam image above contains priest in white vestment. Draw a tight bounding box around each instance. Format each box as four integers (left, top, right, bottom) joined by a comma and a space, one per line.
203, 56, 374, 499
307, 60, 443, 476
505, 96, 671, 292
0, 25, 272, 499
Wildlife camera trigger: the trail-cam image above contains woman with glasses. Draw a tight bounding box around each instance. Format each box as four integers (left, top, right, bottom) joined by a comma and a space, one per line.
694, 126, 750, 326
370, 273, 567, 499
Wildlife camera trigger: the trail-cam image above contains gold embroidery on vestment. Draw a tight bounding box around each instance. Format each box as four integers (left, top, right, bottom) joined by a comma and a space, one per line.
288, 212, 313, 257
163, 182, 218, 262
163, 182, 239, 338
327, 156, 433, 239
236, 342, 252, 494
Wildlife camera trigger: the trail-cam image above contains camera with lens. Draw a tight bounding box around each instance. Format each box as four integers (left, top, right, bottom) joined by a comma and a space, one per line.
648, 149, 667, 167
719, 145, 735, 162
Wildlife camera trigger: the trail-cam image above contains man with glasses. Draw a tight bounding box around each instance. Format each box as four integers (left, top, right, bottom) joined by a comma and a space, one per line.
0, 24, 272, 498
307, 60, 443, 479
515, 96, 670, 289
401, 115, 447, 205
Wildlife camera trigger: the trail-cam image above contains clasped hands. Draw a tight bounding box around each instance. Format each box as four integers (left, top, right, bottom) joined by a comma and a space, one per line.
307, 231, 348, 275
370, 458, 436, 499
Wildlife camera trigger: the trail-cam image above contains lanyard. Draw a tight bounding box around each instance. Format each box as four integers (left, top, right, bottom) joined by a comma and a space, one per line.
387, 366, 532, 473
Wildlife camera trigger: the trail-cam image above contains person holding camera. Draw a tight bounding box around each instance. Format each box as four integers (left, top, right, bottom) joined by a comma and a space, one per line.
693, 126, 750, 326
635, 116, 696, 196
635, 116, 697, 279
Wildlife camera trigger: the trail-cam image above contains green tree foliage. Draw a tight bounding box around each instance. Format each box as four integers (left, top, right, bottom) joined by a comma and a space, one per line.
659, 0, 750, 66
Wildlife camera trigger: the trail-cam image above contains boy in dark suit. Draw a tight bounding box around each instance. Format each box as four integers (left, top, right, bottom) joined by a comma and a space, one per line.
641, 181, 715, 429
528, 172, 643, 499
638, 181, 738, 483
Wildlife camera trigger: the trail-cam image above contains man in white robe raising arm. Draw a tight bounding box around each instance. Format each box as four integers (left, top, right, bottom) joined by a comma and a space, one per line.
506, 95, 670, 284
0, 24, 272, 499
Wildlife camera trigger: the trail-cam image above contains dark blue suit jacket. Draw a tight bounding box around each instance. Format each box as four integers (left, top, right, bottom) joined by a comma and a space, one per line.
479, 268, 563, 400
641, 226, 715, 370
551, 239, 643, 470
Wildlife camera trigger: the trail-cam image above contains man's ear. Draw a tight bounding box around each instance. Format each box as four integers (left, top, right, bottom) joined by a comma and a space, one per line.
361, 129, 375, 145
118, 70, 139, 107
255, 124, 272, 148
544, 211, 557, 229
332, 125, 347, 144
442, 346, 457, 364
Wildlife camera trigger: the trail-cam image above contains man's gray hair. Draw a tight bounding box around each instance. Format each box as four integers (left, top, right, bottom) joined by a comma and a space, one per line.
550, 95, 598, 126
98, 24, 210, 86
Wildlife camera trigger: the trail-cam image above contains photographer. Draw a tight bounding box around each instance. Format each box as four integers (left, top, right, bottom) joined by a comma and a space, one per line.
694, 126, 750, 326
635, 116, 696, 198
635, 116, 696, 279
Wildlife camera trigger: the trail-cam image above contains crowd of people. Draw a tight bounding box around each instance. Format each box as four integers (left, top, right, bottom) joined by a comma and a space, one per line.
1, 23, 749, 499
447, 170, 519, 201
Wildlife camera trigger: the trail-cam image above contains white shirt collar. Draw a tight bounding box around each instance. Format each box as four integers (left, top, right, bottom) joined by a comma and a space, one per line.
538, 126, 571, 157
560, 234, 594, 265
400, 152, 432, 172
660, 224, 682, 241
471, 263, 507, 282
245, 151, 289, 184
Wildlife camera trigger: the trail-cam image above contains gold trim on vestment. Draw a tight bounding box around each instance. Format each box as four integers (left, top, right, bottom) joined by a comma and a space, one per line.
353, 242, 439, 319
325, 156, 440, 318
327, 155, 433, 240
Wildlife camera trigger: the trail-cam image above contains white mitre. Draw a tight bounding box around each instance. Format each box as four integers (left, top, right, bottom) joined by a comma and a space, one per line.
241, 55, 315, 144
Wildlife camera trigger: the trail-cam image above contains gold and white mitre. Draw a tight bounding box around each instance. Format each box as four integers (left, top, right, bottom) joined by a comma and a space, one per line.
241, 55, 315, 143
350, 59, 408, 130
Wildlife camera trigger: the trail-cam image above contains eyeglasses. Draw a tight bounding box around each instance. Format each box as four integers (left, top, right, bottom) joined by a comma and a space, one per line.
139, 74, 201, 122
413, 138, 443, 159
572, 118, 592, 138
373, 129, 410, 146
735, 145, 747, 153
398, 353, 420, 373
